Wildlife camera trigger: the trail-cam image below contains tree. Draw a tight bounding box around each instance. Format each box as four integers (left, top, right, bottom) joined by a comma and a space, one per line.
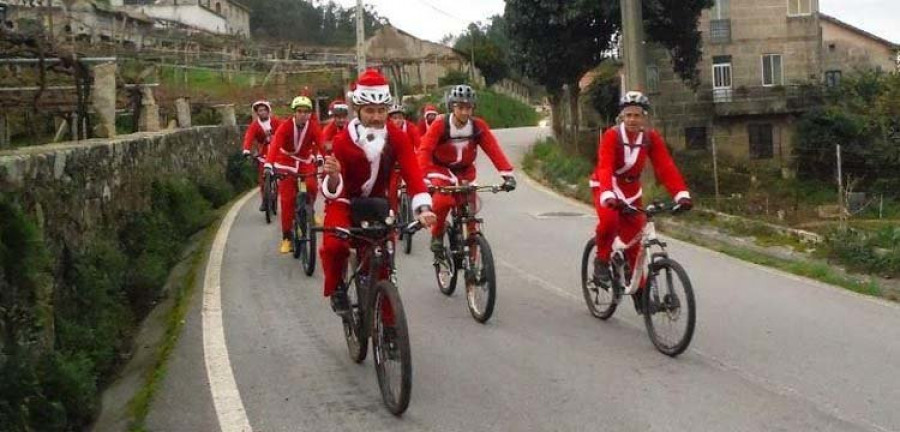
241, 0, 386, 46
585, 62, 622, 127
505, 0, 711, 136
454, 16, 512, 87
505, 0, 616, 136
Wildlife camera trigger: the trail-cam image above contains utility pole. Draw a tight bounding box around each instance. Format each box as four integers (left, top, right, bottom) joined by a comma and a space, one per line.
356, 0, 367, 74
470, 32, 476, 82
620, 0, 647, 92
836, 144, 845, 228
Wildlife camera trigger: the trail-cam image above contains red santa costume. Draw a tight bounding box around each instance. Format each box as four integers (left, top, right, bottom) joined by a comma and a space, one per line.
319, 70, 432, 297
387, 119, 421, 213
591, 122, 690, 268
265, 114, 323, 236
242, 101, 282, 198
417, 113, 514, 238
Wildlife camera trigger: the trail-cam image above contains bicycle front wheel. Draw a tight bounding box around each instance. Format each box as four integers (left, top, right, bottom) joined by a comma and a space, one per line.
643, 258, 696, 357
371, 280, 412, 416
581, 237, 618, 320
434, 230, 457, 296
465, 234, 497, 323
344, 253, 368, 363
292, 196, 306, 260
401, 193, 414, 255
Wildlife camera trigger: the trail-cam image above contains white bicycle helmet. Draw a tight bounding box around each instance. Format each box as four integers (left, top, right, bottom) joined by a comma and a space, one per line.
619, 91, 650, 111
388, 103, 405, 115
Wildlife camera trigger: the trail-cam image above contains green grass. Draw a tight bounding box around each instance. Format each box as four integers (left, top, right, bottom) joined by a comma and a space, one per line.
667, 230, 883, 298
407, 88, 539, 129
127, 220, 217, 431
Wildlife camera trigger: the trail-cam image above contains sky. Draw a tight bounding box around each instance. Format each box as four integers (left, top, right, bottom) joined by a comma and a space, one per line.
332, 0, 900, 45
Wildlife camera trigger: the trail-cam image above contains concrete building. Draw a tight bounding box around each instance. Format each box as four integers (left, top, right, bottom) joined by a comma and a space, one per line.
365, 24, 485, 93
2, 0, 154, 47
113, 0, 249, 37
643, 0, 898, 165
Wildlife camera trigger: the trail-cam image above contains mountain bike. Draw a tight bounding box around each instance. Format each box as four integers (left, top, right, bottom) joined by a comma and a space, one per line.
276, 172, 316, 276
580, 201, 696, 357
431, 184, 510, 324
312, 198, 414, 415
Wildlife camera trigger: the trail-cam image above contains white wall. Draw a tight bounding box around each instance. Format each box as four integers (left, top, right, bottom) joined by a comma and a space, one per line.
129, 5, 229, 35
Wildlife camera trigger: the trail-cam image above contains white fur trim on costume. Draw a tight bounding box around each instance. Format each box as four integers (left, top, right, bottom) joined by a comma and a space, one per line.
264, 163, 274, 170
499, 171, 514, 178
355, 84, 390, 93
411, 192, 433, 211
273, 161, 299, 174
612, 177, 642, 205
599, 191, 617, 206
588, 180, 601, 188
426, 172, 459, 185
322, 174, 344, 199
674, 191, 691, 202
424, 109, 439, 116
616, 123, 644, 175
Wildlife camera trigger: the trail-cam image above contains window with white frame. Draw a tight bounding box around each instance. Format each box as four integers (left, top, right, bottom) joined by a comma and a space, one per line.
787, 0, 812, 16
762, 54, 783, 86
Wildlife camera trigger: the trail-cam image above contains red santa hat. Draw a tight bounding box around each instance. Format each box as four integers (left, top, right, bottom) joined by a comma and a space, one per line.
351, 69, 392, 106
328, 99, 349, 115
422, 104, 439, 117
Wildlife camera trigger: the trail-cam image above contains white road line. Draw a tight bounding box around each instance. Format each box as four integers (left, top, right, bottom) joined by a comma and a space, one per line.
203, 191, 255, 432
497, 258, 579, 302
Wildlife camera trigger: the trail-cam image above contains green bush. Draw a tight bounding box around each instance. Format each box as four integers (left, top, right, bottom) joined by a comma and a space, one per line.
826, 227, 900, 278
0, 172, 229, 431
438, 70, 471, 87
226, 151, 257, 194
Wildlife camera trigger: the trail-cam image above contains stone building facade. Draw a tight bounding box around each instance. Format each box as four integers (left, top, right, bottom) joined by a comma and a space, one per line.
365, 24, 485, 93
113, 0, 250, 37
645, 0, 898, 165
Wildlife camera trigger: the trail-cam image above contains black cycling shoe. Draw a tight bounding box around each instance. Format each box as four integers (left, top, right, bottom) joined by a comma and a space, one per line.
430, 237, 445, 261
592, 258, 612, 290
258, 201, 266, 212
330, 290, 350, 315
632, 294, 645, 315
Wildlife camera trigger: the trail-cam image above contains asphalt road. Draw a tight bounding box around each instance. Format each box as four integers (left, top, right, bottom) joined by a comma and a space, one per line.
147, 126, 900, 432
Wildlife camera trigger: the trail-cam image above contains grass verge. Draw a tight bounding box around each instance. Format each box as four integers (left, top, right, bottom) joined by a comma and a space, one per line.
125, 217, 220, 432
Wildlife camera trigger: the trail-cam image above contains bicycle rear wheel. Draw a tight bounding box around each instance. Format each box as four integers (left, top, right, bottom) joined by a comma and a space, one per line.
371, 280, 412, 416
264, 176, 274, 224
434, 229, 457, 296
465, 234, 496, 323
269, 177, 278, 216
292, 195, 306, 260
401, 192, 414, 255
643, 258, 696, 357
344, 253, 368, 363
581, 237, 618, 320
301, 203, 316, 276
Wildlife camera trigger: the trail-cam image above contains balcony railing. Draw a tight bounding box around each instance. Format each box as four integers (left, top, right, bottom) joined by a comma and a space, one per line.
712, 84, 823, 116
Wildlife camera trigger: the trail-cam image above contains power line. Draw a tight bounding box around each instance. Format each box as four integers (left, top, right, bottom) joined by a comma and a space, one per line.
414, 0, 470, 25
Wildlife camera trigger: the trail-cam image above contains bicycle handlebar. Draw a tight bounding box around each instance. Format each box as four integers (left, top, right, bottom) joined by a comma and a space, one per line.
621, 201, 689, 216
427, 184, 509, 194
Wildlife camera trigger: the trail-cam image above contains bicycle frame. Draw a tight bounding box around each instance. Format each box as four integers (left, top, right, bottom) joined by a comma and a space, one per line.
611, 210, 669, 296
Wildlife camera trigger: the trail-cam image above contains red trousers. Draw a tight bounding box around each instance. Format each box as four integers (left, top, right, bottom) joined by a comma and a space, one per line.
387, 167, 401, 216
277, 166, 318, 235
319, 201, 395, 323
592, 188, 646, 269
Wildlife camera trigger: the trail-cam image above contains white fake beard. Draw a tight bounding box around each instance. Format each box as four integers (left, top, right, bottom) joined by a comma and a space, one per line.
358, 126, 387, 162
